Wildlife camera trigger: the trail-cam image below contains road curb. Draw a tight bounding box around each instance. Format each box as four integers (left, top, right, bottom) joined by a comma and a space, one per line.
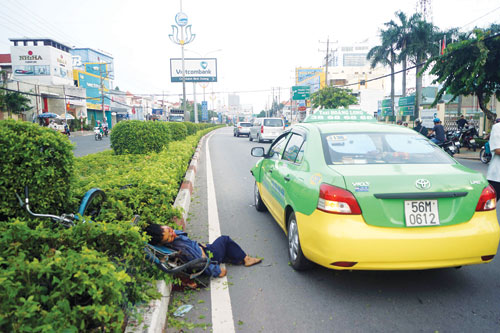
126, 131, 210, 333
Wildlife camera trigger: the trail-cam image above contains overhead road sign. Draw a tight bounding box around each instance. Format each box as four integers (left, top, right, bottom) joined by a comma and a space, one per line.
292, 86, 311, 100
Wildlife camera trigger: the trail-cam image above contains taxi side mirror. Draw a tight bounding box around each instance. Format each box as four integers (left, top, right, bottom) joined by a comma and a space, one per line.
251, 147, 265, 157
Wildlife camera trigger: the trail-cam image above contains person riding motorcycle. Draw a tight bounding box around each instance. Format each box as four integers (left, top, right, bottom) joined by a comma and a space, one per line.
428, 118, 446, 144
97, 121, 104, 135
413, 119, 428, 136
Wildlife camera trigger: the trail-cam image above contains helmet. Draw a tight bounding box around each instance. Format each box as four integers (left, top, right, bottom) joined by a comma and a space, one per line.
433, 118, 440, 123
415, 119, 422, 124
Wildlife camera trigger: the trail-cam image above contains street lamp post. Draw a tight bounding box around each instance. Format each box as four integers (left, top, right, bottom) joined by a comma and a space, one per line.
169, 1, 196, 122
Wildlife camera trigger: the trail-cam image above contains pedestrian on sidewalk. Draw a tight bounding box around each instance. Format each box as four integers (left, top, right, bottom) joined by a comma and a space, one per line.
487, 119, 500, 199
145, 224, 262, 278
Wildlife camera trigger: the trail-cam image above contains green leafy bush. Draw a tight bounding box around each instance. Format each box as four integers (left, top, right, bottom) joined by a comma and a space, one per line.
165, 122, 188, 141
0, 120, 75, 220
110, 120, 171, 155
0, 124, 221, 331
0, 218, 160, 332
183, 122, 197, 135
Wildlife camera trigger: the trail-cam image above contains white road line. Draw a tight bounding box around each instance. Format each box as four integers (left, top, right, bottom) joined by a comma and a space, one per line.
206, 132, 236, 333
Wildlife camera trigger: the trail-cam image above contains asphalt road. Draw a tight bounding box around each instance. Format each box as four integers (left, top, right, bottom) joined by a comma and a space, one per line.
69, 132, 111, 157
174, 127, 500, 333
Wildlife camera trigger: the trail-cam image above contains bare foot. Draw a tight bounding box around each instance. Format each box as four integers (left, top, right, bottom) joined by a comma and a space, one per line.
218, 267, 227, 277
244, 255, 262, 267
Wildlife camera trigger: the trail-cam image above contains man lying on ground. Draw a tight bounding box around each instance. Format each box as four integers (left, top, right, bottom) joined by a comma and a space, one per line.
145, 223, 262, 278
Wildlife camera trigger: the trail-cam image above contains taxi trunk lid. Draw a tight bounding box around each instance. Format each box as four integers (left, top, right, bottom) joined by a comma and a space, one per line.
330, 164, 485, 228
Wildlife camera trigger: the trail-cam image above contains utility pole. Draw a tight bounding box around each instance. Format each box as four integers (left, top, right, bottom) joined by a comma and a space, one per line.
99, 64, 105, 122
319, 37, 337, 87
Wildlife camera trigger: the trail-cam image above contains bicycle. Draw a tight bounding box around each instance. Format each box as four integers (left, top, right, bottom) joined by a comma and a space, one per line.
15, 186, 211, 284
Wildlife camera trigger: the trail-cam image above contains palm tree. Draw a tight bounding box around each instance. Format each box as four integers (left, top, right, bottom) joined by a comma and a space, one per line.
4, 91, 31, 119
386, 11, 411, 97
367, 27, 398, 116
406, 14, 440, 119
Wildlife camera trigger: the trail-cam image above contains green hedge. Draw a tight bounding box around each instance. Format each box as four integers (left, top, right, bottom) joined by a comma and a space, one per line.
110, 120, 171, 155
184, 122, 197, 136
0, 123, 221, 331
165, 122, 188, 141
0, 120, 75, 221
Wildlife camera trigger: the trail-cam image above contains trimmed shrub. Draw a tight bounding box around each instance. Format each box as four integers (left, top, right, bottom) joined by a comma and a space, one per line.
184, 122, 197, 136
0, 120, 75, 220
165, 122, 188, 141
0, 218, 160, 332
110, 120, 171, 155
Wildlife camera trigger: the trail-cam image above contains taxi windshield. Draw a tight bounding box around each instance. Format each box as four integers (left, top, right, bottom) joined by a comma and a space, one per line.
322, 132, 453, 165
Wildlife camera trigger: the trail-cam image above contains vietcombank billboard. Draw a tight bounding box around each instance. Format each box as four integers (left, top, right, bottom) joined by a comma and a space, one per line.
170, 58, 217, 82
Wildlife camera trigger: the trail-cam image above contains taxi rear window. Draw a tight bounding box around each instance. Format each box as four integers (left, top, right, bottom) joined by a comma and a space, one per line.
322, 132, 453, 165
239, 122, 252, 127
264, 119, 283, 127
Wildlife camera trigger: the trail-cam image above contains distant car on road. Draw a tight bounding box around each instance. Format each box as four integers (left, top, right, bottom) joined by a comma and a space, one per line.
250, 109, 500, 272
233, 122, 252, 137
249, 117, 284, 143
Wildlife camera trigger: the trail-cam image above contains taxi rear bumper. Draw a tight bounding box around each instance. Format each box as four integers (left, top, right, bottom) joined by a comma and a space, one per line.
296, 209, 500, 270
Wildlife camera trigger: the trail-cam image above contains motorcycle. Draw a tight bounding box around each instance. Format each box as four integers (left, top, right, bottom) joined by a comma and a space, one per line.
94, 127, 103, 141
480, 141, 492, 164
438, 140, 457, 157
459, 125, 478, 151
446, 129, 461, 154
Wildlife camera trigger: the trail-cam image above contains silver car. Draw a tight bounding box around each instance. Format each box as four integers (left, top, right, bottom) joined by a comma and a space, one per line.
234, 122, 252, 137
249, 117, 284, 143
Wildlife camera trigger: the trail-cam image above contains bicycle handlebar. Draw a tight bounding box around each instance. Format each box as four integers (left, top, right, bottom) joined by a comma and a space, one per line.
16, 186, 75, 227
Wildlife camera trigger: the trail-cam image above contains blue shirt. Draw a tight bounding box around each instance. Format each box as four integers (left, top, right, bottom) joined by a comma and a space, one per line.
433, 124, 446, 143
170, 230, 221, 277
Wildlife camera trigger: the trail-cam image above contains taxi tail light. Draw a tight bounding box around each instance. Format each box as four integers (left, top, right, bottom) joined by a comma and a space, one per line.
475, 185, 496, 211
317, 184, 361, 215
261, 125, 264, 134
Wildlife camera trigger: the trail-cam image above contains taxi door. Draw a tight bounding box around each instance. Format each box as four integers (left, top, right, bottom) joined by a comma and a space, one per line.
259, 133, 291, 224
272, 132, 307, 229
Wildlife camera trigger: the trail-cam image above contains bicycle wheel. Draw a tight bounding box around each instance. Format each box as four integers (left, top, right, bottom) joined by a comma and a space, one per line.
78, 188, 106, 220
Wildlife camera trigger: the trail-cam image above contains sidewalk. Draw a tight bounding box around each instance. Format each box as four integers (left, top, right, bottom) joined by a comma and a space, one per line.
69, 130, 94, 137
454, 148, 480, 160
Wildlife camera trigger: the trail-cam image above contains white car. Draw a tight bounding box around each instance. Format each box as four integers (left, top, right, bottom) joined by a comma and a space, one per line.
249, 117, 284, 143
234, 122, 252, 137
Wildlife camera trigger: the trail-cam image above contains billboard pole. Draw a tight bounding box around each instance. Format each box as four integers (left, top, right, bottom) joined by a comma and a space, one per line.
169, 0, 196, 122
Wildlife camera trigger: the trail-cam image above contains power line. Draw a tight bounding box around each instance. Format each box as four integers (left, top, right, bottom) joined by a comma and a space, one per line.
460, 5, 500, 30
2, 0, 82, 47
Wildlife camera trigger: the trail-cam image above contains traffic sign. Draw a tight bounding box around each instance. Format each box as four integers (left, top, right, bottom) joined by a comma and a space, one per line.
201, 101, 208, 121
292, 86, 311, 100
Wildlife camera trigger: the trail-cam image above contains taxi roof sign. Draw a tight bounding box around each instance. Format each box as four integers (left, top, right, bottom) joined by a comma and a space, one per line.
303, 109, 376, 123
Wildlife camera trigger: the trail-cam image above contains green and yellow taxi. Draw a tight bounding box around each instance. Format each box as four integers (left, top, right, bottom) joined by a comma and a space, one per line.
250, 109, 500, 271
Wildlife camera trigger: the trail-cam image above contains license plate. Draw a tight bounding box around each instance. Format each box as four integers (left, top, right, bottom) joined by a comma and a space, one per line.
470, 139, 475, 144
404, 200, 440, 227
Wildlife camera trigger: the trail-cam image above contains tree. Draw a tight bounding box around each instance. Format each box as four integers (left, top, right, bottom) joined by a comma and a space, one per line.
3, 91, 31, 119
406, 14, 440, 119
423, 25, 500, 123
386, 11, 411, 97
310, 86, 358, 109
367, 26, 398, 115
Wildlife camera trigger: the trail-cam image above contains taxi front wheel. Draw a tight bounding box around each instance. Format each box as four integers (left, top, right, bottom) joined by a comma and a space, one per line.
254, 182, 267, 212
288, 212, 312, 270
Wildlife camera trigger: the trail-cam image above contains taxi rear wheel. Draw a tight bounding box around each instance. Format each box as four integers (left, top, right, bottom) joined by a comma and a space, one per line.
288, 212, 312, 270
254, 182, 267, 212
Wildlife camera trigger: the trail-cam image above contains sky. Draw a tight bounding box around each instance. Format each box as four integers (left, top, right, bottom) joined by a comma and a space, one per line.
0, 0, 499, 113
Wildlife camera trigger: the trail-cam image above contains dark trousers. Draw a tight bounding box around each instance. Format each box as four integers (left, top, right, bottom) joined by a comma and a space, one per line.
204, 235, 246, 264
488, 180, 500, 200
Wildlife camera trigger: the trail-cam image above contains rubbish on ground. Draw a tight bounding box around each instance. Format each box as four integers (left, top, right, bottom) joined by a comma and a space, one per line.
173, 304, 193, 317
